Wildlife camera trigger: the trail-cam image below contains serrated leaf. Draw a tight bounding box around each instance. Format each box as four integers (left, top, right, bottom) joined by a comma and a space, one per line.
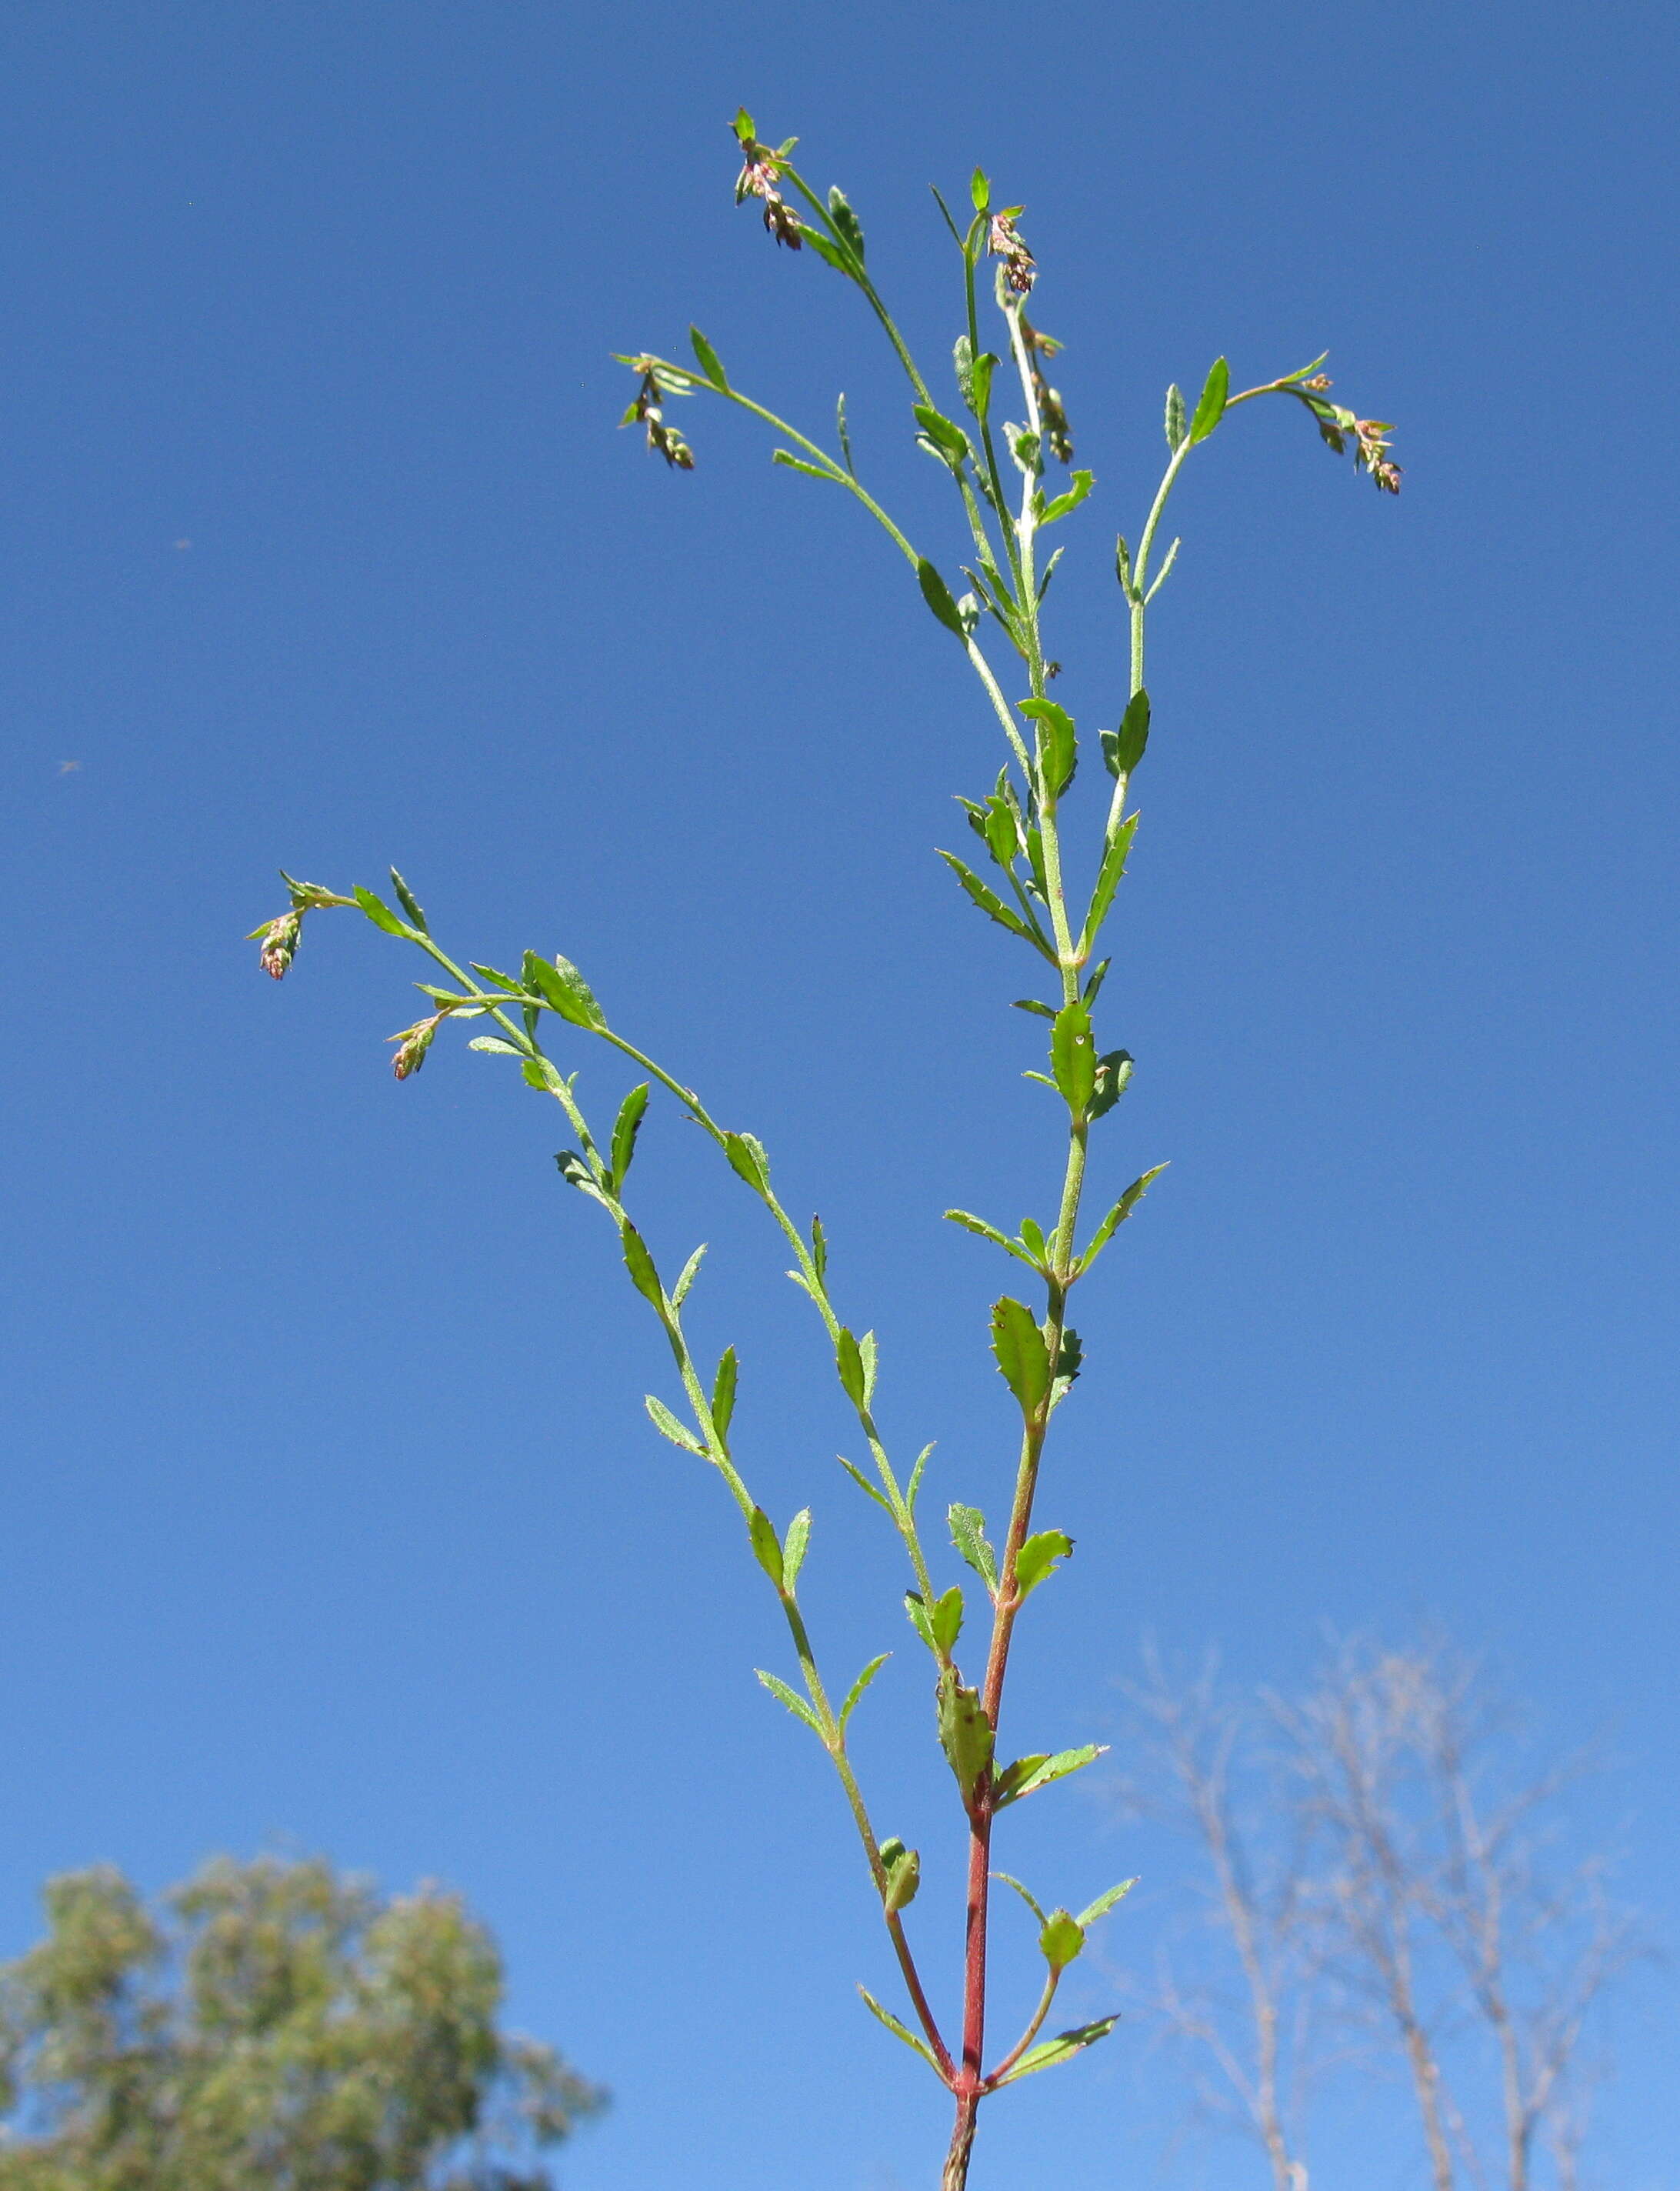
916, 557, 968, 638
857, 1986, 936, 2070
470, 962, 525, 995
1076, 1879, 1138, 1929
998, 2016, 1118, 2084
723, 1130, 771, 1196
755, 1669, 823, 1735
1086, 814, 1139, 941
1039, 1909, 1085, 1971
1018, 698, 1076, 797
827, 184, 865, 262
388, 868, 428, 932
1050, 998, 1096, 1113
711, 1346, 738, 1439
937, 1670, 995, 1802
688, 325, 728, 390
609, 1082, 650, 1192
944, 1209, 1035, 1267
644, 1394, 702, 1452
1015, 1529, 1073, 1598
1078, 1163, 1168, 1270
991, 1297, 1052, 1417
468, 1035, 524, 1055
1088, 1049, 1134, 1122
948, 1504, 998, 1594
840, 1652, 891, 1726
523, 950, 606, 1031
748, 1506, 784, 1586
1189, 355, 1229, 443
620, 1222, 664, 1310
938, 852, 1052, 956
931, 1584, 965, 1655
1038, 468, 1095, 525
352, 885, 413, 939
994, 1742, 1108, 1808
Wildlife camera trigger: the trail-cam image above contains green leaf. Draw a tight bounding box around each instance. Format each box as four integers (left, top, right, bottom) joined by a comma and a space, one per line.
711, 1346, 738, 1439
470, 961, 526, 995
1050, 998, 1097, 1113
1100, 688, 1150, 779
970, 166, 990, 213
1018, 698, 1076, 797
840, 1652, 891, 1726
1088, 1049, 1134, 1121
936, 1670, 995, 1802
1015, 1529, 1073, 1598
352, 885, 413, 939
811, 1212, 828, 1282
1038, 469, 1095, 525
944, 1208, 1035, 1267
993, 1871, 1046, 1926
904, 1590, 935, 1650
1280, 351, 1328, 384
732, 106, 755, 145
916, 557, 968, 638
1078, 1163, 1168, 1271
688, 325, 728, 390
1052, 1326, 1082, 1402
671, 1242, 707, 1305
608, 1082, 650, 1192
913, 402, 972, 466
1165, 382, 1187, 452
802, 228, 855, 278
994, 1742, 1107, 1808
523, 951, 606, 1031
878, 1837, 920, 1913
1017, 1217, 1048, 1266
1039, 1909, 1085, 1971
838, 1455, 889, 1509
468, 1035, 523, 1055
931, 1584, 965, 1655
969, 349, 996, 422
755, 1669, 823, 1735
1189, 355, 1229, 444
835, 1327, 868, 1411
645, 1395, 702, 1452
1076, 1879, 1137, 1929
748, 1507, 784, 1586
827, 184, 865, 262
388, 868, 428, 932
997, 2016, 1118, 2084
992, 1297, 1052, 1417
948, 1503, 998, 1595
772, 448, 842, 483
783, 1506, 812, 1586
1086, 813, 1139, 940
858, 1329, 878, 1403
522, 1055, 565, 1095
620, 1222, 664, 1309
857, 1986, 937, 2071
938, 852, 1050, 955
723, 1130, 771, 1196
1012, 997, 1056, 1020
907, 1442, 933, 1509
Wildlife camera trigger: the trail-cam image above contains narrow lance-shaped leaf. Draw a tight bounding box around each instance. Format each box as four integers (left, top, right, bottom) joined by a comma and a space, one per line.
835, 1327, 868, 1410
388, 869, 428, 932
524, 950, 607, 1031
1100, 688, 1150, 779
1038, 469, 1095, 525
723, 1130, 771, 1196
782, 1507, 812, 1587
645, 1395, 703, 1453
995, 2016, 1118, 2085
1165, 382, 1187, 452
352, 885, 414, 939
914, 403, 972, 465
1189, 355, 1229, 444
827, 185, 865, 263
1085, 813, 1139, 941
857, 1986, 938, 2072
917, 557, 968, 639
1078, 1163, 1168, 1272
938, 852, 1054, 958
839, 1652, 890, 1726
688, 325, 728, 390
930, 1584, 965, 1655
711, 1346, 738, 1439
993, 1742, 1108, 1808
755, 1669, 823, 1736
620, 1223, 665, 1311
1076, 1879, 1137, 1929
1018, 698, 1076, 799
608, 1082, 650, 1192
944, 1209, 1035, 1267
748, 1507, 784, 1587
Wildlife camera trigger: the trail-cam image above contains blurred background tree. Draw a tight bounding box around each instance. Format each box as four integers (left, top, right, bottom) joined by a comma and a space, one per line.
0, 1853, 605, 2190
1113, 1639, 1648, 2190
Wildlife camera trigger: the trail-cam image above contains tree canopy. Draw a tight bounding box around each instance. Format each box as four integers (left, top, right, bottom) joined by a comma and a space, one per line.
0, 1853, 605, 2189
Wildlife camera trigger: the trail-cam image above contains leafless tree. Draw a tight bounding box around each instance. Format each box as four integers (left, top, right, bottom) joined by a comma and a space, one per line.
1112, 1638, 1645, 2191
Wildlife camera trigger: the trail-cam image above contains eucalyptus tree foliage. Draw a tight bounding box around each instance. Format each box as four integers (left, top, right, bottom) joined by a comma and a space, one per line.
252, 115, 1398, 2191
0, 1855, 605, 2190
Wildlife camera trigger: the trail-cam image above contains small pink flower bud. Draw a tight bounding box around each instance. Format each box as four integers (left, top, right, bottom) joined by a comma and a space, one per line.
258, 911, 302, 980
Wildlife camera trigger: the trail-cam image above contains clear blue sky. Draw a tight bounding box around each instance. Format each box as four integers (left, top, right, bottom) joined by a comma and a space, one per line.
3, 3, 1675, 2185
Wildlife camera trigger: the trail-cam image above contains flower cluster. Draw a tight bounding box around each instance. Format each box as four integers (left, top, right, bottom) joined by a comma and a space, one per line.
623, 363, 695, 470
258, 909, 302, 980
988, 209, 1036, 295
388, 1011, 445, 1080
1296, 375, 1401, 493
1021, 316, 1073, 464
732, 115, 803, 251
